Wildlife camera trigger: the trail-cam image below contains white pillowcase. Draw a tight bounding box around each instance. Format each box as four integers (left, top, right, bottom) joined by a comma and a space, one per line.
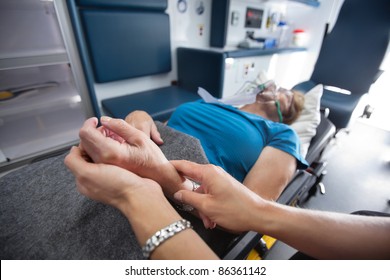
290, 84, 323, 158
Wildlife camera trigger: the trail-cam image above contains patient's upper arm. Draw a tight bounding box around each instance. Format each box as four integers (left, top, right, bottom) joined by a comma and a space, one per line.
243, 146, 297, 201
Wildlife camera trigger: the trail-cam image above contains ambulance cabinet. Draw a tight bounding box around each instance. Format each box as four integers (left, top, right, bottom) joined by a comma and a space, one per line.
0, 0, 86, 172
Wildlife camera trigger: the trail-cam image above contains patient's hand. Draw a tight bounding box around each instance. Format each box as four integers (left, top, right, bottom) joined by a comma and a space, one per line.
125, 110, 164, 145
78, 117, 183, 198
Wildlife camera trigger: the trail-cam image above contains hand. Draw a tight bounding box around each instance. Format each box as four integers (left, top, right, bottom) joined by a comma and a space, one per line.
172, 160, 265, 233
64, 146, 163, 213
64, 146, 188, 250
78, 117, 184, 198
79, 117, 169, 181
125, 110, 163, 145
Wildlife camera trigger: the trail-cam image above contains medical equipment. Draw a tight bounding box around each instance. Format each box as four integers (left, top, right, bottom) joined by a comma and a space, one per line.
234, 79, 275, 97
197, 80, 275, 106
198, 80, 286, 123
198, 87, 256, 106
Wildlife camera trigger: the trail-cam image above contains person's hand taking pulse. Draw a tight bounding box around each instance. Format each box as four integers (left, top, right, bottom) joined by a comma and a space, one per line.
172, 160, 390, 260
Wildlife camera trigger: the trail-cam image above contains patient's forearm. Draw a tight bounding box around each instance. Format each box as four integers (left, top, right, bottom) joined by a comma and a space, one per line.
253, 202, 390, 259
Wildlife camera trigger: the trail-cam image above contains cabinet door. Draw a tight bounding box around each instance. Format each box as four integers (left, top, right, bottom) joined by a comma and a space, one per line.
0, 0, 85, 170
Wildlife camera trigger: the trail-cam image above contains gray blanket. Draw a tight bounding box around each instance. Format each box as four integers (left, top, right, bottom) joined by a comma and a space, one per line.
0, 122, 213, 259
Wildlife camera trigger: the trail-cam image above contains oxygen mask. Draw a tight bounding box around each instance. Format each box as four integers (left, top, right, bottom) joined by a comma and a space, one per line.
256, 83, 278, 104
197, 80, 280, 108
257, 86, 295, 123
217, 80, 277, 106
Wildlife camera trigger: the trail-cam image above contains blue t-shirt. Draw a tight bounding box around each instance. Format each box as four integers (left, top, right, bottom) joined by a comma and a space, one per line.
168, 100, 308, 182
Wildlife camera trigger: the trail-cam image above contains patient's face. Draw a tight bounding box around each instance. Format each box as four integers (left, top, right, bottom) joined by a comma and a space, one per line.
277, 88, 294, 114
256, 87, 293, 114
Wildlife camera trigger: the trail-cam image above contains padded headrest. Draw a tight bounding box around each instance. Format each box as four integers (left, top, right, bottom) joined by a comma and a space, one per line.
81, 10, 171, 83
76, 0, 167, 11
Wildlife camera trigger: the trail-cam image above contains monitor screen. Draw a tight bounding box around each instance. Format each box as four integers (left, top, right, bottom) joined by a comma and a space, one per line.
245, 7, 263, 28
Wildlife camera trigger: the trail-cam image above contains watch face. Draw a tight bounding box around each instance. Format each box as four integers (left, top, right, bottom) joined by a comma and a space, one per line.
177, 0, 187, 13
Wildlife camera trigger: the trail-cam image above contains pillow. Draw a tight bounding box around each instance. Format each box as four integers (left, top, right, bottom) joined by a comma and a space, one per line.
290, 84, 323, 157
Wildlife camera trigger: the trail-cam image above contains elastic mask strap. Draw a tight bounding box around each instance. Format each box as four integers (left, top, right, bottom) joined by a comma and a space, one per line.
275, 100, 283, 123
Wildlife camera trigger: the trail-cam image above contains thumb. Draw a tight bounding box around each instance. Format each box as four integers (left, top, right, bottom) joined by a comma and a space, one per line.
174, 190, 216, 229
174, 190, 205, 211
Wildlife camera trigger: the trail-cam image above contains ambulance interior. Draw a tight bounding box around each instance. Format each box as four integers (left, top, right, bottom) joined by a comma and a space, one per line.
0, 0, 389, 260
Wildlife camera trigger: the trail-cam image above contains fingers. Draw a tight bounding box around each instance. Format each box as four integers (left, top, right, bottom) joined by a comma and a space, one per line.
199, 211, 216, 229
79, 118, 115, 162
65, 148, 93, 202
170, 160, 207, 183
79, 117, 104, 144
174, 190, 216, 229
171, 160, 226, 184
64, 146, 92, 177
107, 115, 164, 145
150, 123, 164, 145
100, 116, 146, 145
174, 189, 205, 210
101, 126, 126, 143
85, 117, 99, 127
124, 110, 162, 141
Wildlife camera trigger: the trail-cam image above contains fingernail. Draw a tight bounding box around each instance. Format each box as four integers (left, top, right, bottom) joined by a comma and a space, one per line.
173, 192, 182, 202
101, 116, 111, 123
204, 219, 211, 229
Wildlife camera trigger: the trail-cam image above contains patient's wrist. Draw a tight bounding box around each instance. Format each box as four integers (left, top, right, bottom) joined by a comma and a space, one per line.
156, 163, 192, 197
